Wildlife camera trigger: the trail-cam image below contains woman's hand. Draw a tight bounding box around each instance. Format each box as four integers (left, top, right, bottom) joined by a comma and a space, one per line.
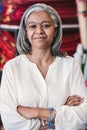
65, 95, 84, 106
17, 106, 49, 129
17, 106, 38, 119
17, 106, 49, 121
17, 95, 84, 119
39, 124, 48, 130
39, 120, 48, 130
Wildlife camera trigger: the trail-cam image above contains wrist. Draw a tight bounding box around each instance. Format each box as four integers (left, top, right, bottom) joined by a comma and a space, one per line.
48, 108, 56, 122
47, 108, 56, 128
37, 108, 49, 120
35, 108, 39, 118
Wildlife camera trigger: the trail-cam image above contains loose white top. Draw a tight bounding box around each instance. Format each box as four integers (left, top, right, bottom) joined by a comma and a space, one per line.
0, 54, 87, 130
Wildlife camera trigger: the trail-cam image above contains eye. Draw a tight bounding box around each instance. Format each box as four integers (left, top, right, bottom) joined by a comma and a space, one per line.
28, 24, 37, 29
42, 24, 51, 29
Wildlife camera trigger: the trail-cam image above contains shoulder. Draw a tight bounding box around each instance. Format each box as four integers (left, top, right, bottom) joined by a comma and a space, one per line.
58, 55, 78, 64
57, 55, 81, 69
3, 54, 25, 70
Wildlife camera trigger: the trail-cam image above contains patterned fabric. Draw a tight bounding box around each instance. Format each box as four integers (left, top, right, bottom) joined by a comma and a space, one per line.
0, 31, 15, 69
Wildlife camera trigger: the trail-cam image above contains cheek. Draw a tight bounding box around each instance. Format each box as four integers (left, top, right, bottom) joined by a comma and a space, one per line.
26, 31, 32, 41
48, 31, 55, 41
48, 27, 55, 37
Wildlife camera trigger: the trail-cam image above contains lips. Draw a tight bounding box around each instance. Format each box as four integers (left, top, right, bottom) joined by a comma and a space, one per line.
34, 36, 47, 39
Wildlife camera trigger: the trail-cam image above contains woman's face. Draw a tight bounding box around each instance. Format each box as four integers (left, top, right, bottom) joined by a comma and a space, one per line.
26, 11, 56, 50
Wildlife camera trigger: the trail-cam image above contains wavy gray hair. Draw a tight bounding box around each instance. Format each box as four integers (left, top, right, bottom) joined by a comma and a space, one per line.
16, 3, 65, 56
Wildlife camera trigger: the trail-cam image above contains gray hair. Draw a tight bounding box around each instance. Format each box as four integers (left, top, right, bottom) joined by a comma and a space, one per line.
16, 3, 65, 56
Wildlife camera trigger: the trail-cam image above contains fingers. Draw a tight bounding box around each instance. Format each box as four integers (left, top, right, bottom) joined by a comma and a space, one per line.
17, 106, 23, 114
65, 95, 84, 106
39, 125, 48, 130
39, 120, 48, 130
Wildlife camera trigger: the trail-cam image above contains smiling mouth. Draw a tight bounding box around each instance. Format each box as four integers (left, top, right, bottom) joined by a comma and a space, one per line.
34, 37, 46, 39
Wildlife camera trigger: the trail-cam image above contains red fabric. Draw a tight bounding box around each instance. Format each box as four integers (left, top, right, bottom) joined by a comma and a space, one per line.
61, 29, 80, 56
1, 0, 77, 25
0, 31, 15, 69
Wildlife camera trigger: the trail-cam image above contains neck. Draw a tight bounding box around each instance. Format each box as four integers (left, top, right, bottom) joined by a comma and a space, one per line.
27, 49, 56, 79
27, 49, 54, 65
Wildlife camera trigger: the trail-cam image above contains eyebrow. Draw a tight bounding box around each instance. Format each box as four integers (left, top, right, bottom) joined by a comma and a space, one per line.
27, 20, 53, 25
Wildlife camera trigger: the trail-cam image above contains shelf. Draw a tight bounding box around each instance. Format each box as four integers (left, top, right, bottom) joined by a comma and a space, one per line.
0, 24, 19, 30
0, 23, 79, 30
62, 24, 79, 29
0, 24, 19, 40
0, 23, 79, 42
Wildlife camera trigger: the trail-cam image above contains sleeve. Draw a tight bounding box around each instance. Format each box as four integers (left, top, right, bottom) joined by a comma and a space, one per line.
0, 63, 40, 130
54, 60, 87, 130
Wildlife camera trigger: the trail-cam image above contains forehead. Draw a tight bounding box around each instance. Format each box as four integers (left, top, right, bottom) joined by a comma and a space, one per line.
26, 11, 54, 23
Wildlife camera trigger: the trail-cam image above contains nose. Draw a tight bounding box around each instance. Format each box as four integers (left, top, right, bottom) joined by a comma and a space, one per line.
36, 25, 44, 34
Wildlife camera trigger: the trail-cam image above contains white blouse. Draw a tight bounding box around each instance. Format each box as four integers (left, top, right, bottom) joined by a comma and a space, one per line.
0, 54, 87, 130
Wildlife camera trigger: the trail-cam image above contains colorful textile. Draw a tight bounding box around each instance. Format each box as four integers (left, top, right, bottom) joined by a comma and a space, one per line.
0, 31, 15, 69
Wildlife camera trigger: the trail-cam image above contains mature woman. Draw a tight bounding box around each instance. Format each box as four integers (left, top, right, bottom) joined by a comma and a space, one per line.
0, 3, 87, 130
76, 0, 87, 51
75, 0, 87, 82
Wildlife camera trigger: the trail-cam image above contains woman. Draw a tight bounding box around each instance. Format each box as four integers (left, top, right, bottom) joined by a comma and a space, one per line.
76, 0, 87, 51
75, 0, 87, 82
0, 3, 87, 130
